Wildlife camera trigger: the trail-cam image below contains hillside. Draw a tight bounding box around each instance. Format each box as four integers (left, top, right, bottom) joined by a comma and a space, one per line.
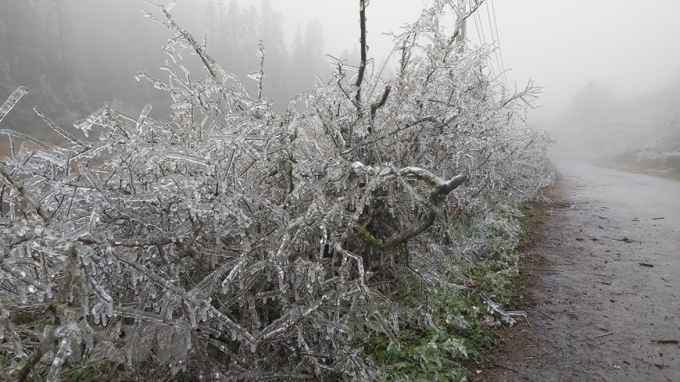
550, 71, 680, 164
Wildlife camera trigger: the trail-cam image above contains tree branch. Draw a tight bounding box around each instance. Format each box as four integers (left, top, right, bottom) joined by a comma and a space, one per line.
355, 0, 368, 117
0, 165, 52, 224
352, 165, 468, 250
448, 0, 485, 46
16, 346, 42, 382
341, 116, 440, 155
370, 85, 392, 120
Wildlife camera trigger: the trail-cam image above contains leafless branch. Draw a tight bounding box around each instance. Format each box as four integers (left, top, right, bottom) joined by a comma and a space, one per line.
355, 0, 368, 117
370, 85, 392, 120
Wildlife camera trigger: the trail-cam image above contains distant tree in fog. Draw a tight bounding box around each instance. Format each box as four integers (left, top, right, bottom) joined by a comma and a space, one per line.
291, 19, 326, 94
567, 81, 616, 122
259, 0, 291, 103
46, 0, 72, 86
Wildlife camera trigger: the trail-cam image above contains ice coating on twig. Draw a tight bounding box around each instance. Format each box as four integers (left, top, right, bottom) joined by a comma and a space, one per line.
0, 86, 28, 124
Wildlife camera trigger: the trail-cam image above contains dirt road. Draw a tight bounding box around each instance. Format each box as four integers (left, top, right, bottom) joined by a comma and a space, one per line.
482, 159, 680, 382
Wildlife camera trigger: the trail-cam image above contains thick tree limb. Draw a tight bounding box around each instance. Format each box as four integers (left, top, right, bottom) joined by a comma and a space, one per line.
370, 85, 392, 120
354, 209, 435, 250
431, 174, 468, 202
352, 164, 468, 250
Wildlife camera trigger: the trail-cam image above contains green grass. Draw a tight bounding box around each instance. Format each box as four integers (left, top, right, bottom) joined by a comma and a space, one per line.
361, 200, 536, 381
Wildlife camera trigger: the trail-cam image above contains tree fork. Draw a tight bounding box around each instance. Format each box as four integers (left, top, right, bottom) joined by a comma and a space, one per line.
354, 173, 468, 250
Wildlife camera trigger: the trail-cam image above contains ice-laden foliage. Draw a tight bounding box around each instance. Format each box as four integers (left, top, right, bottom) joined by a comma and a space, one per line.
0, 0, 553, 380
610, 118, 680, 174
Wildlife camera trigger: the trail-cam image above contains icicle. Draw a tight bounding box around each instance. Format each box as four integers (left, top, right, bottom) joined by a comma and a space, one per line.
189, 307, 197, 328
13, 334, 25, 357
73, 107, 107, 137
18, 284, 27, 304
186, 330, 193, 350
135, 72, 171, 91
34, 107, 90, 147
47, 338, 72, 382
34, 150, 66, 167
0, 300, 8, 319
127, 346, 134, 365
0, 87, 28, 124
135, 104, 153, 138
83, 296, 89, 317
247, 72, 262, 82
200, 306, 208, 323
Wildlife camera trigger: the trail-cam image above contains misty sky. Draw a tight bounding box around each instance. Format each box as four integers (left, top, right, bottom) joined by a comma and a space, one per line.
272, 0, 680, 122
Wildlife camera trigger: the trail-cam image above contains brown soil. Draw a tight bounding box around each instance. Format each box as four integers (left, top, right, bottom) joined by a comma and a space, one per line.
477, 159, 680, 382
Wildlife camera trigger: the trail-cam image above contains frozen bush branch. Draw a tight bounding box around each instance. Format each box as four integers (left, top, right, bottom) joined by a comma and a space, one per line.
0, 0, 553, 379
355, 0, 368, 115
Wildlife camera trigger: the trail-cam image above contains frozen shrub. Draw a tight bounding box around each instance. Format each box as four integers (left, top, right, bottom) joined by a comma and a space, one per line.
0, 0, 552, 380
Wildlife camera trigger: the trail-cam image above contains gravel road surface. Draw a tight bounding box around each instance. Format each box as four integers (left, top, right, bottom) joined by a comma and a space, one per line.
481, 160, 680, 382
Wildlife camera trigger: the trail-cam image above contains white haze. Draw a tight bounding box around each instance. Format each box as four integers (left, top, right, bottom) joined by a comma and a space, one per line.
274, 0, 680, 122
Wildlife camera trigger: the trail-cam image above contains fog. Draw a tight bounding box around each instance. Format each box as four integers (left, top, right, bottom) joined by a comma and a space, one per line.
271, 0, 680, 121
2, 0, 680, 165
2, 2, 679, 379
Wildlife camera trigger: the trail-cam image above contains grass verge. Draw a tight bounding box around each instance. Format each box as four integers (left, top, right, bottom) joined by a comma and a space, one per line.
362, 200, 541, 381
592, 157, 680, 181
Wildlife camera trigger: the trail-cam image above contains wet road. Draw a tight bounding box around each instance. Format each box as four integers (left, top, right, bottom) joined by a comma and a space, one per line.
483, 159, 680, 382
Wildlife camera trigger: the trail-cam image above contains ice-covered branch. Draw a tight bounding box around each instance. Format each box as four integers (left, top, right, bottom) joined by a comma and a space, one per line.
351, 163, 468, 249
0, 0, 553, 379
0, 86, 28, 124
0, 165, 52, 224
370, 85, 392, 120
355, 0, 368, 98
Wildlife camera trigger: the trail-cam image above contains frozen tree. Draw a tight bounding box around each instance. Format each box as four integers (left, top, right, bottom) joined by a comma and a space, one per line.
0, 0, 552, 380
291, 19, 326, 95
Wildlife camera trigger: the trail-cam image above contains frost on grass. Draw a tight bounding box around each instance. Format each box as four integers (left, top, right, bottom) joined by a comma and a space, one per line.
607, 118, 680, 174
0, 0, 553, 380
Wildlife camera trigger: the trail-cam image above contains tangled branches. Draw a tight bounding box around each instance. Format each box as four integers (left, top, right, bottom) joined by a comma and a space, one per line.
0, 0, 552, 380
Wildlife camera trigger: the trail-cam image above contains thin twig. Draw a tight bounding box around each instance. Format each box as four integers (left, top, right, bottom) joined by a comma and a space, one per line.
594, 331, 613, 339
651, 339, 678, 344
0, 165, 52, 224
16, 346, 43, 382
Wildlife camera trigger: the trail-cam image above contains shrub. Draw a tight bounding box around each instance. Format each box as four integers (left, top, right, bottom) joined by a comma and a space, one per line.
0, 0, 552, 380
